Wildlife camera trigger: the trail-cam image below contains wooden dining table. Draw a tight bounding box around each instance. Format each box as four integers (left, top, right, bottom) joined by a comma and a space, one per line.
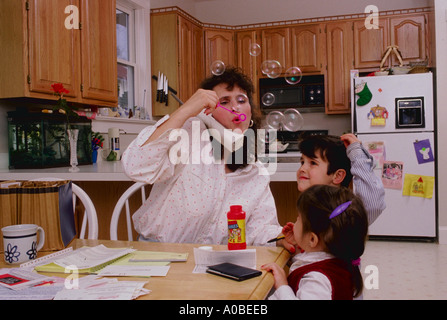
1, 238, 290, 300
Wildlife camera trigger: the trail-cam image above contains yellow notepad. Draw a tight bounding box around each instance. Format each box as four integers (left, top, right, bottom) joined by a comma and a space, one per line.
126, 251, 188, 263
34, 245, 136, 274
32, 246, 189, 275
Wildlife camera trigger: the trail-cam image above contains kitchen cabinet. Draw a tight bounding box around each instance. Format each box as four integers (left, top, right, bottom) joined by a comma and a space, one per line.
150, 6, 432, 116
204, 30, 235, 77
178, 16, 204, 103
151, 12, 204, 116
389, 14, 428, 66
290, 24, 326, 73
260, 25, 325, 74
353, 19, 389, 69
325, 21, 354, 114
353, 13, 429, 70
79, 0, 118, 103
0, 0, 117, 107
261, 28, 291, 73
235, 30, 260, 105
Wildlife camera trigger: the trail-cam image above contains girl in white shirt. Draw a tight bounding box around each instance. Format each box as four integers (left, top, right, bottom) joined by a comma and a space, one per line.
122, 67, 292, 250
262, 185, 368, 300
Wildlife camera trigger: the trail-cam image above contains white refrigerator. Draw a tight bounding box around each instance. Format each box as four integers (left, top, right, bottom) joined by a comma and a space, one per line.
351, 72, 436, 239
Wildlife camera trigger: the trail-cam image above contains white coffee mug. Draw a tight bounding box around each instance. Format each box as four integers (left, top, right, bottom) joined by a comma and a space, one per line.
2, 224, 45, 264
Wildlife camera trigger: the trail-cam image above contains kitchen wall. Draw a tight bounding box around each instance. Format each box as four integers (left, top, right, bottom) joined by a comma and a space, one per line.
151, 0, 431, 24
434, 0, 447, 243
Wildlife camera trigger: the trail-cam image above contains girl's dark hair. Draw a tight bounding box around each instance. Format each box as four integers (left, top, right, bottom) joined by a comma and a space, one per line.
297, 184, 368, 298
200, 66, 261, 172
298, 135, 353, 187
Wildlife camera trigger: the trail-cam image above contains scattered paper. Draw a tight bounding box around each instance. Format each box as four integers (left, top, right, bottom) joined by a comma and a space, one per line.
96, 265, 170, 277
0, 268, 56, 291
0, 282, 64, 300
193, 247, 256, 273
127, 251, 188, 263
52, 245, 135, 270
54, 279, 150, 300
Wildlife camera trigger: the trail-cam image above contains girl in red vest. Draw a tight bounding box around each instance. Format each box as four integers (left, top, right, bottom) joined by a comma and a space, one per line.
262, 185, 368, 300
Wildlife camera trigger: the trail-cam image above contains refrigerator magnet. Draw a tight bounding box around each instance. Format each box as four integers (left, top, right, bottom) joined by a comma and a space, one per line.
413, 139, 434, 164
367, 105, 388, 126
355, 81, 373, 106
381, 161, 404, 190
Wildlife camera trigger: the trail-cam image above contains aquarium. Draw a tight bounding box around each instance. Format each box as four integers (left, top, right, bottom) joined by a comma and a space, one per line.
7, 110, 92, 169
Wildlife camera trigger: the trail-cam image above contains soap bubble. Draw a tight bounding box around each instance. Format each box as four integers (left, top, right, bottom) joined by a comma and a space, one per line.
262, 92, 275, 106
261, 60, 282, 79
266, 111, 284, 130
260, 60, 271, 75
285, 66, 302, 85
211, 60, 226, 76
283, 108, 304, 131
249, 43, 261, 56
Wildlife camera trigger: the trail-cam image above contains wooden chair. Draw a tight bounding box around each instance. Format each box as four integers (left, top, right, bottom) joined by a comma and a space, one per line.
110, 182, 148, 241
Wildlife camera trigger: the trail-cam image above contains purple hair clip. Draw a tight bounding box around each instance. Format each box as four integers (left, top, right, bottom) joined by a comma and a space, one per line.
329, 201, 352, 219
352, 258, 361, 267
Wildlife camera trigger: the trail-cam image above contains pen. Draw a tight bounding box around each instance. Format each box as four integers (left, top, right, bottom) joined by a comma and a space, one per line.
267, 236, 285, 243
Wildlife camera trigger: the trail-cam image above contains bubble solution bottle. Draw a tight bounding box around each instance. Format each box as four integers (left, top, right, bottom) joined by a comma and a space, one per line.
227, 205, 246, 250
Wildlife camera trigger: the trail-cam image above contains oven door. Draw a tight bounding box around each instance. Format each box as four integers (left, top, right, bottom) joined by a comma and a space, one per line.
260, 86, 303, 109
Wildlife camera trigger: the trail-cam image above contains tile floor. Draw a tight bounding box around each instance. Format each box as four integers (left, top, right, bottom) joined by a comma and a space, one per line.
361, 240, 447, 300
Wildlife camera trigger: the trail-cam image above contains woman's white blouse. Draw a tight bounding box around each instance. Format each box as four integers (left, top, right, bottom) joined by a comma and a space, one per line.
121, 115, 282, 245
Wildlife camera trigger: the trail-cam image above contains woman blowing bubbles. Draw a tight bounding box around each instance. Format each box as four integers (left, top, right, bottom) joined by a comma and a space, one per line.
122, 67, 293, 251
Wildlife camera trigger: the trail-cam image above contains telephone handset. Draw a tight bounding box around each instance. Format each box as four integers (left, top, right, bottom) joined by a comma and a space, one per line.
168, 91, 244, 152
196, 111, 244, 152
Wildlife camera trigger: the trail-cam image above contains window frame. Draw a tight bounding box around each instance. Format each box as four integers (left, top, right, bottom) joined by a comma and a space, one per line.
116, 4, 136, 117
92, 0, 153, 135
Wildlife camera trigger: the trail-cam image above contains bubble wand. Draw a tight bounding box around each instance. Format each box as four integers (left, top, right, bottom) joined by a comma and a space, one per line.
216, 103, 247, 122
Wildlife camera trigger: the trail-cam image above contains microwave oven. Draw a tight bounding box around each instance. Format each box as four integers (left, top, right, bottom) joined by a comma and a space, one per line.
259, 74, 325, 112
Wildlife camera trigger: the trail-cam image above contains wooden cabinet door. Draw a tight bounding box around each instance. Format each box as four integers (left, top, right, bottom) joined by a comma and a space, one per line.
353, 19, 389, 69
236, 30, 259, 81
204, 30, 234, 76
80, 0, 117, 103
27, 0, 80, 98
261, 28, 291, 72
236, 30, 260, 105
290, 24, 325, 73
178, 16, 194, 102
179, 17, 203, 102
326, 22, 353, 114
390, 14, 428, 65
191, 23, 204, 93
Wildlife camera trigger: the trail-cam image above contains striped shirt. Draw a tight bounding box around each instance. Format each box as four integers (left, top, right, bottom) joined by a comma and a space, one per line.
347, 142, 386, 225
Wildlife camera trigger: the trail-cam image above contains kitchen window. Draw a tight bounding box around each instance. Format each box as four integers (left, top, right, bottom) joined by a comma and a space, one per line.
116, 5, 135, 117
93, 0, 152, 135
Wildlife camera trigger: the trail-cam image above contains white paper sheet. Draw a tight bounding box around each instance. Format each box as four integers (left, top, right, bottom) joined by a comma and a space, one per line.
54, 279, 150, 300
193, 247, 256, 273
52, 245, 135, 269
96, 265, 170, 277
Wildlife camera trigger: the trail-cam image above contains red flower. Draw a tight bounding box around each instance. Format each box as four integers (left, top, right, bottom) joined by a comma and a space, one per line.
51, 83, 70, 95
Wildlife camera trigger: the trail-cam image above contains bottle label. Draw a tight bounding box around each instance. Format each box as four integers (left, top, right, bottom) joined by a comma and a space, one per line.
228, 219, 245, 244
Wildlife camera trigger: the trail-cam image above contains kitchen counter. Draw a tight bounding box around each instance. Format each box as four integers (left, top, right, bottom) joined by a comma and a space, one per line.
0, 155, 300, 182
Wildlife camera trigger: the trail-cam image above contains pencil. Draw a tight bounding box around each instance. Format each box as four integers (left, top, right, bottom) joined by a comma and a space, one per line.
267, 236, 285, 243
